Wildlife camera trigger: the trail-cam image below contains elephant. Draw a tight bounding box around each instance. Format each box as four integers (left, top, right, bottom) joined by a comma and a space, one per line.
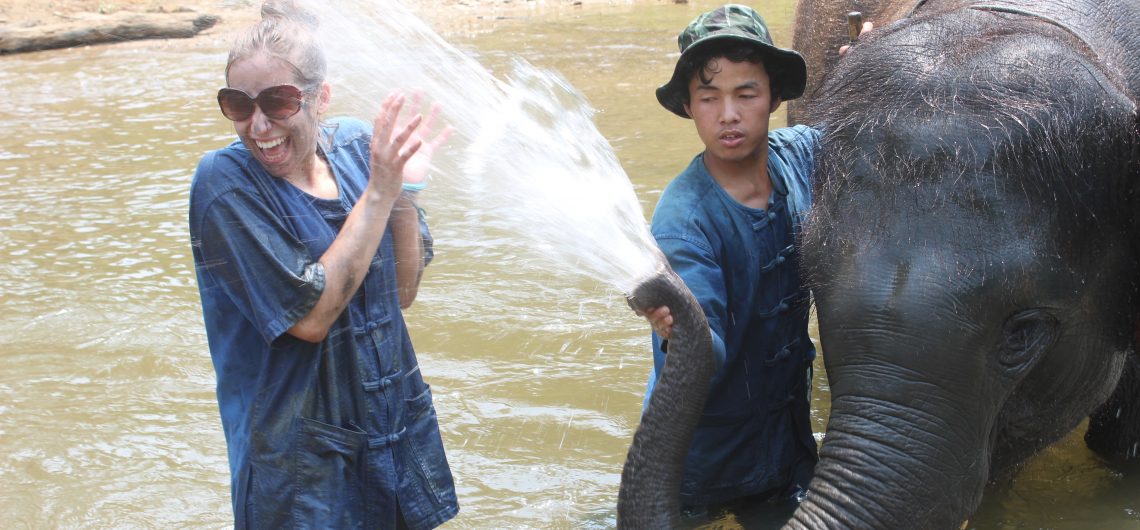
619, 265, 716, 528
619, 0, 1140, 528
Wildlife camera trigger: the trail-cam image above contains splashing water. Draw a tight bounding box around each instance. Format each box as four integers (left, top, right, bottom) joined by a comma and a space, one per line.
305, 0, 664, 295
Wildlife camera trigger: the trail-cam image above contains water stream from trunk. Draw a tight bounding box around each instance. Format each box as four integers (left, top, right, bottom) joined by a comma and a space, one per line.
310, 0, 663, 296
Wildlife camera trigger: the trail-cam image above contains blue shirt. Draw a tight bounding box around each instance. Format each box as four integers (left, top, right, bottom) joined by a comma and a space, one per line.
189, 117, 457, 529
645, 124, 821, 506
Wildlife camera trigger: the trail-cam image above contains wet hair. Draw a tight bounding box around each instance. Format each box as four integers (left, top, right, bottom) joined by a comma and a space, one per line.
678, 41, 785, 106
224, 0, 326, 89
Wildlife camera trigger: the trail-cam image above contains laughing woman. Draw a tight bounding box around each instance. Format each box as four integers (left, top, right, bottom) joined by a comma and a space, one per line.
188, 1, 458, 528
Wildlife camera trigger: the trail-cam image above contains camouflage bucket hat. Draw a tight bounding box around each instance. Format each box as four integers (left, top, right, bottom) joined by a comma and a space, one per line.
656, 4, 808, 118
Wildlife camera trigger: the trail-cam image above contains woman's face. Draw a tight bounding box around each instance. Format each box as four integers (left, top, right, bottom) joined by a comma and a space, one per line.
224, 52, 329, 181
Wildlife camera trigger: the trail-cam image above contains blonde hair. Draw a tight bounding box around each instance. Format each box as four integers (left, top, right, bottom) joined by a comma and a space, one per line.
224, 0, 326, 89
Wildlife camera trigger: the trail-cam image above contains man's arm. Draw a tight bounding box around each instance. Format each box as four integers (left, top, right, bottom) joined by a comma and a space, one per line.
644, 237, 730, 371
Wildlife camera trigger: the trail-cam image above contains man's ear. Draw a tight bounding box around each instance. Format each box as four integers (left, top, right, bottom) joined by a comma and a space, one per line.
682, 101, 693, 119
770, 95, 782, 114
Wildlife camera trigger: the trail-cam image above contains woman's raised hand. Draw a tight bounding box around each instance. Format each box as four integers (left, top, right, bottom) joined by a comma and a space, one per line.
369, 92, 424, 202
401, 93, 454, 191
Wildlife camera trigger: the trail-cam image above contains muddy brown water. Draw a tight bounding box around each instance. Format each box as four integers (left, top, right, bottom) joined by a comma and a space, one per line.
0, 1, 1135, 528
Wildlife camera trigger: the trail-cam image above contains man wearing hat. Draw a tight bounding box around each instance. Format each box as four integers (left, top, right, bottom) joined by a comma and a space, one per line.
637, 4, 823, 518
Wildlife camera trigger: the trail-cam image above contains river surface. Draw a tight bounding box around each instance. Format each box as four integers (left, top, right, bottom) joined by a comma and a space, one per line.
0, 0, 1136, 528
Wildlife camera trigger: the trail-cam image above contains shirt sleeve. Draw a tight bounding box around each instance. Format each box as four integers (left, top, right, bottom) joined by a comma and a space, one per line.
771, 125, 821, 223
194, 186, 326, 345
793, 125, 821, 176
653, 235, 729, 377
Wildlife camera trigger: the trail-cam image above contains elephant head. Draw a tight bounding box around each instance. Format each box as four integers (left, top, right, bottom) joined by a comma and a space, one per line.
787, 1, 1140, 527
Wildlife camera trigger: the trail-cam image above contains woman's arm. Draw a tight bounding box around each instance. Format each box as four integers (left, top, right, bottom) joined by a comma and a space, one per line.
288, 93, 424, 342
388, 98, 449, 310
391, 192, 425, 309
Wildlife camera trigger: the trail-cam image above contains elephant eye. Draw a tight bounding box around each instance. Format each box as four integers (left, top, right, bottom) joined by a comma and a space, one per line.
999, 309, 1058, 372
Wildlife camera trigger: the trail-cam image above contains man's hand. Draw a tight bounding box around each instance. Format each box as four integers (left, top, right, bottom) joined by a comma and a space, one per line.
637, 305, 674, 340
839, 21, 874, 55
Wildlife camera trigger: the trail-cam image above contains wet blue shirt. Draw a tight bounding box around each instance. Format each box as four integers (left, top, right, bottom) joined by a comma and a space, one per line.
645, 125, 820, 506
189, 117, 457, 529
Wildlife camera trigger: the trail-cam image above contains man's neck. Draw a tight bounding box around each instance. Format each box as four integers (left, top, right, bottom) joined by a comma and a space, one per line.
705, 150, 772, 210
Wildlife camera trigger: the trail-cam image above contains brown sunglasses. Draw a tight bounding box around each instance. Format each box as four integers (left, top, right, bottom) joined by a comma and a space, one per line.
216, 84, 308, 122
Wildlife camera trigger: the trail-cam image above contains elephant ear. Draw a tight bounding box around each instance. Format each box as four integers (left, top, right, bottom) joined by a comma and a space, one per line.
1129, 306, 1139, 377
1129, 109, 1139, 342
1084, 346, 1140, 462
1134, 102, 1140, 204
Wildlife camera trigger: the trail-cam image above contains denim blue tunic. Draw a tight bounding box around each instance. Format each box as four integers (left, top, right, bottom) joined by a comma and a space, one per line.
645, 124, 820, 507
189, 117, 458, 529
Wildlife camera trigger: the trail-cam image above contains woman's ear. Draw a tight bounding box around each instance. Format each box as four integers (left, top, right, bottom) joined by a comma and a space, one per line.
316, 81, 332, 114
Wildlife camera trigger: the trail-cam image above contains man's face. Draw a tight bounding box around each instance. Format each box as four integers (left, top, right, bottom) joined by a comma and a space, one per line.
683, 58, 780, 169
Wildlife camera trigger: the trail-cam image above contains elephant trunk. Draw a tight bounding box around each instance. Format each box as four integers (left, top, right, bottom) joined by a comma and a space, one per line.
617, 267, 714, 528
782, 393, 988, 529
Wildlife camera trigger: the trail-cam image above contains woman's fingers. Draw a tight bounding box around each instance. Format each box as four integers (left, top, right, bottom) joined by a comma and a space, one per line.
420, 102, 443, 137
370, 92, 431, 197
371, 91, 453, 192
392, 112, 425, 158
373, 92, 404, 143
429, 123, 455, 151
373, 93, 428, 161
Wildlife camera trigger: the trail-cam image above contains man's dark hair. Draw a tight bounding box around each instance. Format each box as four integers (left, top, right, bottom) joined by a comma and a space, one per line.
678, 41, 785, 106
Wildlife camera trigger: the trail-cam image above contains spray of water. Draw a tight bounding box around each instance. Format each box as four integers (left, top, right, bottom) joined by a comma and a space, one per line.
303, 0, 665, 295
